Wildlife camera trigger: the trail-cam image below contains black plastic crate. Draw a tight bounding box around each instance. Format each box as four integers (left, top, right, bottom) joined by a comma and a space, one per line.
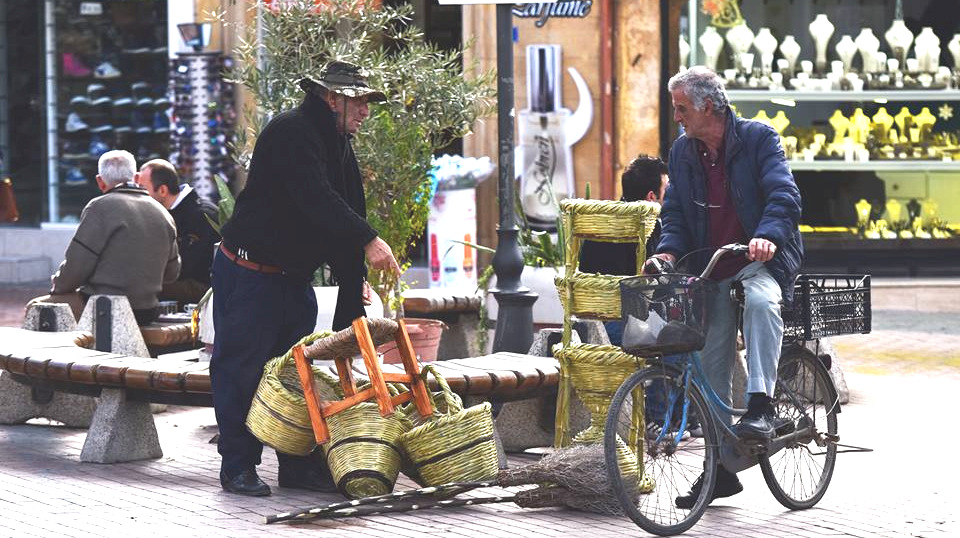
783, 274, 872, 341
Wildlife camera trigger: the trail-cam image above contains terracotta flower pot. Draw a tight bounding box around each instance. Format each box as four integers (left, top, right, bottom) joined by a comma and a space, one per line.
376, 317, 447, 364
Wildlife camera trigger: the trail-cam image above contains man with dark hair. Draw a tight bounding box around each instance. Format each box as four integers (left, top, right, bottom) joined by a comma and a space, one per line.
210, 60, 400, 497
138, 158, 219, 304
578, 155, 668, 279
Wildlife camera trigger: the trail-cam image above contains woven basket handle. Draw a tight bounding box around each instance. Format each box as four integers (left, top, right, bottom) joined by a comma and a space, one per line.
420, 364, 463, 416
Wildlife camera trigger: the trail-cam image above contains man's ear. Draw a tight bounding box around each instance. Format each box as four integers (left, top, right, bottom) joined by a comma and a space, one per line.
95, 175, 107, 193
645, 191, 658, 202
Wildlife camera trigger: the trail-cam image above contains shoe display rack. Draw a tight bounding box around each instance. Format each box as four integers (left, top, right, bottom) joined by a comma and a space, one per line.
49, 0, 169, 222
170, 52, 237, 202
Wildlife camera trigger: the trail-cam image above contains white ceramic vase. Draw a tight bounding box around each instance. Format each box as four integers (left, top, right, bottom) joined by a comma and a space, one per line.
949, 34, 960, 70
726, 22, 755, 71
855, 29, 881, 73
914, 27, 940, 72
699, 26, 724, 72
809, 14, 835, 73
753, 27, 778, 74
779, 35, 801, 77
835, 35, 857, 73
885, 19, 914, 66
679, 34, 691, 69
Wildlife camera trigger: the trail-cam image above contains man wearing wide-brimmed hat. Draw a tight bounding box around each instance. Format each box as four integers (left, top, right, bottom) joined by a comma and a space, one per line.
211, 60, 400, 497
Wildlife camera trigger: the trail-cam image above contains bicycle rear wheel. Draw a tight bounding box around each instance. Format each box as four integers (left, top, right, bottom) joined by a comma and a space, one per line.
759, 345, 839, 509
604, 362, 718, 536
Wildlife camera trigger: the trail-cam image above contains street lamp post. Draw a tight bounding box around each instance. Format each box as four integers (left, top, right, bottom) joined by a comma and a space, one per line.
489, 3, 538, 354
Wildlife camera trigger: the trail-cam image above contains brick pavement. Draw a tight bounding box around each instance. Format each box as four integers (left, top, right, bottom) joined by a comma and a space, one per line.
1, 284, 959, 536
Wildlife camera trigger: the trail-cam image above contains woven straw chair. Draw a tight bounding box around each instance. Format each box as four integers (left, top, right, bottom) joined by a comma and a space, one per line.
292, 316, 434, 444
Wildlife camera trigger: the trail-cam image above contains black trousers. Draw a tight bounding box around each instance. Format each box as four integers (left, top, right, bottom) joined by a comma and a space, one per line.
210, 250, 317, 477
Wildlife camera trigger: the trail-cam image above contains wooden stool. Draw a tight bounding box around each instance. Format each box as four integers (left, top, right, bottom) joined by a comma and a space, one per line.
292, 317, 433, 444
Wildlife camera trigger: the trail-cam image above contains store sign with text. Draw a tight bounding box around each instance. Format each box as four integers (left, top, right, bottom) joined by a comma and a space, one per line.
513, 1, 593, 27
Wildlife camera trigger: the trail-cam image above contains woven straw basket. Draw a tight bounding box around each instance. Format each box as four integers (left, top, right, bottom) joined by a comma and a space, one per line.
399, 365, 499, 487
560, 199, 659, 243
246, 331, 334, 456
323, 395, 411, 499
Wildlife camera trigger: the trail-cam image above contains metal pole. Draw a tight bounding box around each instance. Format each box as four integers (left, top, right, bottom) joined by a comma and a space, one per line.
491, 4, 537, 354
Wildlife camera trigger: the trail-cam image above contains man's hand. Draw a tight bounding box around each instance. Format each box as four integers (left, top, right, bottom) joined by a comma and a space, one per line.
364, 236, 401, 275
643, 253, 676, 274
362, 280, 374, 306
748, 238, 777, 262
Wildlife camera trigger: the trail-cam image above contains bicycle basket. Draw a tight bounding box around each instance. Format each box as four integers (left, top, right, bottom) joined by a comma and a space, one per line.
619, 274, 713, 356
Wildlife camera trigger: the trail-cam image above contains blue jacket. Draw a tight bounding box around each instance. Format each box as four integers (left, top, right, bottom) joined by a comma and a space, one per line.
658, 107, 804, 304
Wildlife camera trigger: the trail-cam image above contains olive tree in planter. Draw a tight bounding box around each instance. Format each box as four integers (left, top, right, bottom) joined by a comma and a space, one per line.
222, 0, 495, 309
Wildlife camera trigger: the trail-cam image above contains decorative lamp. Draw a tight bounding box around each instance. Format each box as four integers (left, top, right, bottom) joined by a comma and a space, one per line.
178, 22, 212, 52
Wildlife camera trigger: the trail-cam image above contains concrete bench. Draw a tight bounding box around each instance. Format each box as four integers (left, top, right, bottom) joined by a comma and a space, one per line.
0, 324, 562, 463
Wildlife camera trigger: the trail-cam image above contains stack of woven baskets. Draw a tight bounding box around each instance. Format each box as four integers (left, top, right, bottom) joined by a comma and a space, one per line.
245, 325, 500, 499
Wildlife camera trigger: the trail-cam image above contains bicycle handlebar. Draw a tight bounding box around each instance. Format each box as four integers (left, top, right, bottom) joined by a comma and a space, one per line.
698, 243, 749, 280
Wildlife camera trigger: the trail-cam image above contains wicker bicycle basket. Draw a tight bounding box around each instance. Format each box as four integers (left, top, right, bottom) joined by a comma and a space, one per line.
398, 365, 499, 487
618, 274, 714, 356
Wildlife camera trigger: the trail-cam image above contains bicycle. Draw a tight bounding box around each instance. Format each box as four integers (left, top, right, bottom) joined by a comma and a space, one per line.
603, 244, 872, 536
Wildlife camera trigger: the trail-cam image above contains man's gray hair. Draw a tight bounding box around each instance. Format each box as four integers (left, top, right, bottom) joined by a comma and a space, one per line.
97, 150, 137, 187
667, 67, 729, 115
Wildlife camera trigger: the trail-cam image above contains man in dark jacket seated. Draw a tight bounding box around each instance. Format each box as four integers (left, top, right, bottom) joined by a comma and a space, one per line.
138, 158, 219, 305
648, 67, 803, 508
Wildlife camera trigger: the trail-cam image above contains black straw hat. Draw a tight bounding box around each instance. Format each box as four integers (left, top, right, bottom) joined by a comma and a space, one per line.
299, 60, 386, 102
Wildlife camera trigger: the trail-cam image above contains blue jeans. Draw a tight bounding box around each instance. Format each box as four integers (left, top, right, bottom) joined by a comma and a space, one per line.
210, 249, 318, 476
703, 262, 783, 423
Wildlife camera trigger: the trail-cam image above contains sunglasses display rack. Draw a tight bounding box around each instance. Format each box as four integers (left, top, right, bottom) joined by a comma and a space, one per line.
169, 51, 236, 202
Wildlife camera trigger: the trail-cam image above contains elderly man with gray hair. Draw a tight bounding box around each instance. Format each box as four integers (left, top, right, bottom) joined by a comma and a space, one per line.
37, 150, 180, 324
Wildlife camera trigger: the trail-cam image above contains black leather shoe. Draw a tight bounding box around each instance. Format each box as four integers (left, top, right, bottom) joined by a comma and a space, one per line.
675, 467, 743, 509
220, 468, 271, 497
732, 409, 775, 441
278, 463, 338, 493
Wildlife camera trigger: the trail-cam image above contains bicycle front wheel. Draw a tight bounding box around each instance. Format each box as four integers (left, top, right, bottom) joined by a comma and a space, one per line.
759, 345, 839, 509
604, 362, 718, 536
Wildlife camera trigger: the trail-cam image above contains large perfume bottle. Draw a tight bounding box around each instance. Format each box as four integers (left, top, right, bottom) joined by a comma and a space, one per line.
518, 45, 585, 230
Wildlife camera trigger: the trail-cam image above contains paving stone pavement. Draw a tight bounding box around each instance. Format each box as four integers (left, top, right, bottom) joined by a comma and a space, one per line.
1, 284, 959, 537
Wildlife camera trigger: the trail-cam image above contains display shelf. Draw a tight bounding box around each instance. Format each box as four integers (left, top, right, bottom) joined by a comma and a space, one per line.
788, 160, 960, 172
727, 89, 960, 102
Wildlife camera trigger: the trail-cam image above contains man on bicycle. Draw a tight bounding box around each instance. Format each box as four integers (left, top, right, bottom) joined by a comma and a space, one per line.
647, 66, 803, 507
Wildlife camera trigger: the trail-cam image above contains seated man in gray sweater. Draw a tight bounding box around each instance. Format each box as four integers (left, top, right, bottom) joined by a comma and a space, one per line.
34, 150, 180, 324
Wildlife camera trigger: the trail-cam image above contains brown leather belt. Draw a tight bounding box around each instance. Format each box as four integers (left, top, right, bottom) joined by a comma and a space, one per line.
219, 243, 284, 274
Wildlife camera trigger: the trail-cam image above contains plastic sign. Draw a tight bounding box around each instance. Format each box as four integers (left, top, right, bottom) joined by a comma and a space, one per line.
438, 1, 557, 4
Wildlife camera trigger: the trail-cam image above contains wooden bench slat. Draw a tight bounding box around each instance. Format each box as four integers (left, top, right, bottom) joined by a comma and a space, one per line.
151, 362, 210, 391
464, 356, 544, 392
140, 323, 194, 347
89, 357, 165, 387
183, 370, 212, 393
444, 358, 521, 392
426, 361, 489, 395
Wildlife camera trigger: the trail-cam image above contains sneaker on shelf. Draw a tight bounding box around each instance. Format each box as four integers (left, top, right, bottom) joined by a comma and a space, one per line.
93, 62, 122, 79
88, 135, 109, 158
62, 141, 88, 160
69, 95, 92, 109
152, 112, 170, 133
62, 53, 92, 77
65, 112, 89, 133
63, 167, 87, 186
86, 83, 107, 100
131, 81, 151, 99
91, 96, 112, 109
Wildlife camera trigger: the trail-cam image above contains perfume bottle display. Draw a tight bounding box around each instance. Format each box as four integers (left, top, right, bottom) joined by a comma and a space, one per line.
518, 44, 592, 231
